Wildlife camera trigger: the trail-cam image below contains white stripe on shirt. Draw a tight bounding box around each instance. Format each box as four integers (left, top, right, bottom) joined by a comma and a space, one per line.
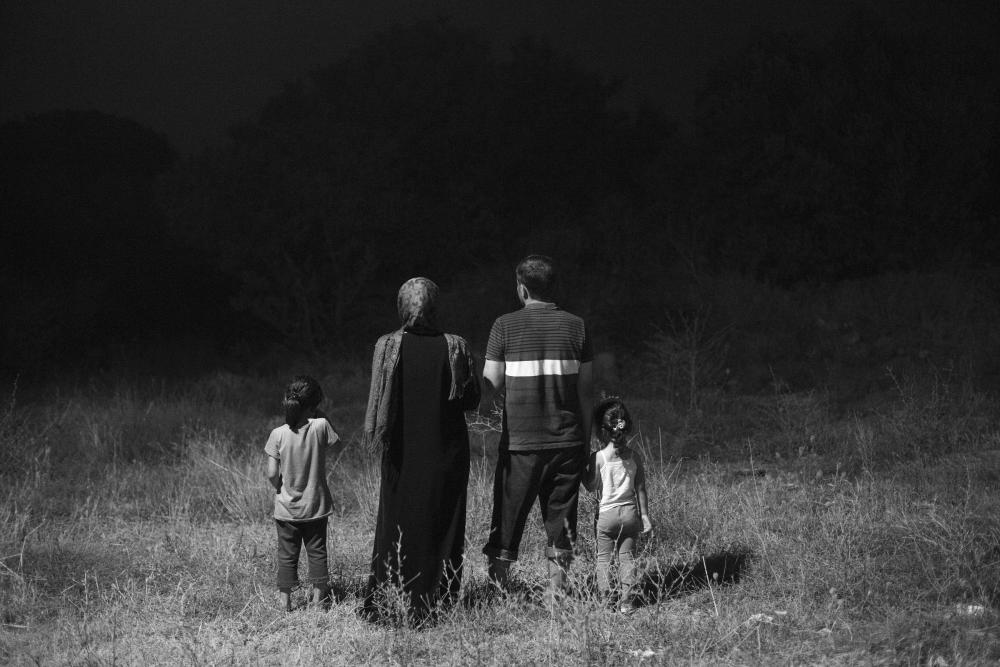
505, 359, 581, 377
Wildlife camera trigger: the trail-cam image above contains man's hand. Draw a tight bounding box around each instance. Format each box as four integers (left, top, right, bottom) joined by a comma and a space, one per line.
641, 514, 653, 536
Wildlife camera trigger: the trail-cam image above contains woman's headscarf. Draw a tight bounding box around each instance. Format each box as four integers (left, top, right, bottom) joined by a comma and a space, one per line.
397, 277, 440, 331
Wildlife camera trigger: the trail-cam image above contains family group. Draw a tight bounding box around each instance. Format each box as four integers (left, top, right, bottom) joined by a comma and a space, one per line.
262, 255, 654, 620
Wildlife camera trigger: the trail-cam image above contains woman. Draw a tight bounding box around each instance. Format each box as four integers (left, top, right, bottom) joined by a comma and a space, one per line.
362, 277, 480, 621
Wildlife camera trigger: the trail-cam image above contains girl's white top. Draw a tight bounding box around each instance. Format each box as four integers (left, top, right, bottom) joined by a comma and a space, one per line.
598, 448, 636, 512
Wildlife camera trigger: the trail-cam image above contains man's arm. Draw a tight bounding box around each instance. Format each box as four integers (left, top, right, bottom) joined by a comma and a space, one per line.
576, 360, 593, 446
483, 360, 505, 392
481, 360, 506, 428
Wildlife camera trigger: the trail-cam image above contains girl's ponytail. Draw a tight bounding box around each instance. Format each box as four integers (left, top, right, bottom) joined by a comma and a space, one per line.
283, 396, 305, 430
283, 375, 324, 430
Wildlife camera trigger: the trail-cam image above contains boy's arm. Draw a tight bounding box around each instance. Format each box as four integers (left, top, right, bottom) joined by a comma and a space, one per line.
635, 455, 653, 534
266, 455, 282, 493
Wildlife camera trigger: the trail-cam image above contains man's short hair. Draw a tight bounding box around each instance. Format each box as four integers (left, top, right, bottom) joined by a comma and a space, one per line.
516, 255, 556, 299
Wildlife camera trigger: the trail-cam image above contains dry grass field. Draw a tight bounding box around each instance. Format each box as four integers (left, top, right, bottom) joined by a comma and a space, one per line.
2, 365, 999, 665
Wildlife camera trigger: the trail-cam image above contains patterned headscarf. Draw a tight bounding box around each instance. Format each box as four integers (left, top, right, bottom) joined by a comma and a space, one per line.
397, 277, 440, 331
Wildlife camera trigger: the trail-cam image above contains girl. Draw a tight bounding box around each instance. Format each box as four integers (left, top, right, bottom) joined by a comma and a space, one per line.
264, 375, 340, 611
584, 396, 653, 613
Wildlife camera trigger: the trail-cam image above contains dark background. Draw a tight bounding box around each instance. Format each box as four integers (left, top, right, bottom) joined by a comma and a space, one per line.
2, 1, 998, 397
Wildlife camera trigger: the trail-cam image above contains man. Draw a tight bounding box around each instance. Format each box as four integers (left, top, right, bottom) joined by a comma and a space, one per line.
482, 255, 594, 595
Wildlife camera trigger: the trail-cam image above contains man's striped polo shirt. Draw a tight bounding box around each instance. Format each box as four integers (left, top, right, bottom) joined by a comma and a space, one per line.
486, 302, 593, 451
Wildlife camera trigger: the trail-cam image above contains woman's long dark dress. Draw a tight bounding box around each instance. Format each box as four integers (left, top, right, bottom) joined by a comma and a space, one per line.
368, 330, 473, 613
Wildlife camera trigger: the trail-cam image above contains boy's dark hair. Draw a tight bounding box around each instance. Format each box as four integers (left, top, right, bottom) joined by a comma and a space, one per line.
593, 395, 633, 438
516, 255, 556, 300
283, 375, 324, 430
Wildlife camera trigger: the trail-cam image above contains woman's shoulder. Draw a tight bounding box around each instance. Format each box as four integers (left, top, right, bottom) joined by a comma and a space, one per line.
443, 332, 471, 347
375, 331, 401, 345
443, 333, 476, 362
372, 331, 404, 356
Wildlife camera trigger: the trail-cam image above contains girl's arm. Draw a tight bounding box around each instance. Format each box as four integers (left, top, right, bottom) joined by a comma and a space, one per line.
635, 455, 653, 534
321, 418, 343, 456
266, 456, 282, 493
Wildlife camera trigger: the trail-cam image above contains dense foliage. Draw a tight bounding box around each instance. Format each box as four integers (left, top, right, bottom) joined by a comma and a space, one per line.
158, 22, 666, 353
2, 16, 997, 374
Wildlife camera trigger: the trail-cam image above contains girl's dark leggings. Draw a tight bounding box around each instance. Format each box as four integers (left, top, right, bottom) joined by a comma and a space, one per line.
275, 517, 329, 592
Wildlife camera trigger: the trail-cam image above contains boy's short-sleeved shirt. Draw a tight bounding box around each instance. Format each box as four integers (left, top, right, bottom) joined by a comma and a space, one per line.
265, 417, 339, 521
486, 302, 593, 451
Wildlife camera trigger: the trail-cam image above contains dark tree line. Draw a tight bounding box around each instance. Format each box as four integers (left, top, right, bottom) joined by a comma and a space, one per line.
3, 15, 997, 373
0, 110, 195, 370
158, 21, 670, 354
675, 16, 999, 283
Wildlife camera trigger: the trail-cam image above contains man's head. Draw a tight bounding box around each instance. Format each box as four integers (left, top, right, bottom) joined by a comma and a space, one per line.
515, 255, 556, 302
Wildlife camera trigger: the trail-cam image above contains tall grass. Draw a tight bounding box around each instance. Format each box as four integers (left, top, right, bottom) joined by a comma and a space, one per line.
1, 365, 999, 665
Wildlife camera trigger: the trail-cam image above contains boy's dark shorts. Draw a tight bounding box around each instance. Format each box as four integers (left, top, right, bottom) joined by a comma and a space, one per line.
483, 445, 585, 562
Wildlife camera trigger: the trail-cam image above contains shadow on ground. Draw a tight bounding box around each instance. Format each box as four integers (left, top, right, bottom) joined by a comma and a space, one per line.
461, 577, 539, 609
458, 548, 753, 611
349, 548, 753, 624
637, 548, 752, 605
